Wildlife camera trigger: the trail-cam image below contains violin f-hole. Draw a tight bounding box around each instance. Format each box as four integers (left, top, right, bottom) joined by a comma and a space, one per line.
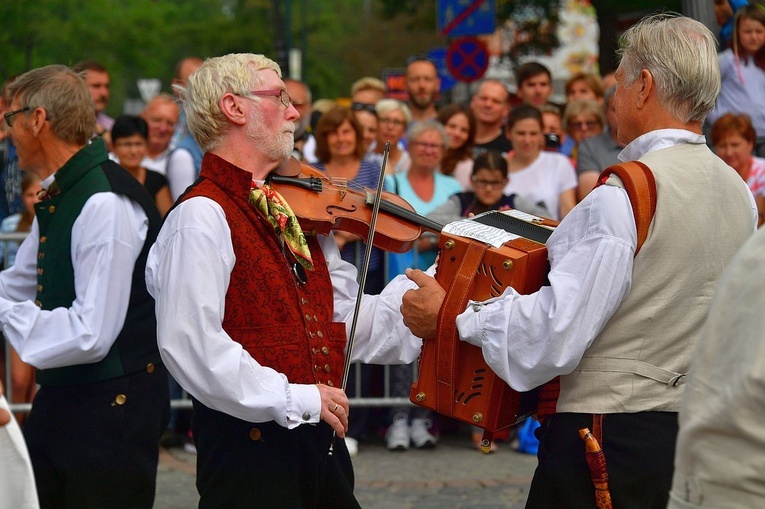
325, 204, 358, 216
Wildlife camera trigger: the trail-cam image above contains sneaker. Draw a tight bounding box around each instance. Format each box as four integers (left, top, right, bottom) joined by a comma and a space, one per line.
410, 418, 437, 449
385, 414, 410, 451
344, 436, 359, 458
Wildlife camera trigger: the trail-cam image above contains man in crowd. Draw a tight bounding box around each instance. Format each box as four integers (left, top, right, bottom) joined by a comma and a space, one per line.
72, 60, 113, 139
575, 85, 625, 200
470, 79, 512, 155
284, 78, 314, 161
401, 14, 756, 508
145, 52, 422, 508
140, 92, 179, 174
2, 64, 168, 508
514, 61, 554, 108
405, 57, 440, 122
166, 56, 204, 200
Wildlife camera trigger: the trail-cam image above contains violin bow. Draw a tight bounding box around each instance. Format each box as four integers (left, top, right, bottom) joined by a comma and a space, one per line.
329, 141, 391, 456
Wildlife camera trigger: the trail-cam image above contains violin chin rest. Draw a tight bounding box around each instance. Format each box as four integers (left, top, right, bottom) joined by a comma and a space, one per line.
274, 156, 303, 177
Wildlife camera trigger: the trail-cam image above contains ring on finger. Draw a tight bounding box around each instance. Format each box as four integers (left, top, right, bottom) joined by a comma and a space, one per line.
332, 403, 339, 412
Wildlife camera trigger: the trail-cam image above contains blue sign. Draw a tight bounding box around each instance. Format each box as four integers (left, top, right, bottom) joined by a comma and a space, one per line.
426, 47, 458, 92
438, 0, 495, 37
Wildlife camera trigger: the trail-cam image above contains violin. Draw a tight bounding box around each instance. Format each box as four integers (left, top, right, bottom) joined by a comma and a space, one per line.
268, 157, 443, 253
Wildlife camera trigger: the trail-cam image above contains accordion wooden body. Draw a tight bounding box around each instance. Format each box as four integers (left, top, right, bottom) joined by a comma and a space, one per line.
409, 210, 555, 432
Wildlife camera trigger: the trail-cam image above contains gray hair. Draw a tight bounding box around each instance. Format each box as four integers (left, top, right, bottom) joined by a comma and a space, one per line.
618, 13, 720, 124
375, 99, 412, 125
9, 65, 95, 146
175, 53, 281, 151
405, 120, 449, 149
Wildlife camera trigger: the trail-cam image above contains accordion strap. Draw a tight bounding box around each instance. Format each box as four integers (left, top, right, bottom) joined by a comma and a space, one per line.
435, 239, 489, 416
596, 160, 657, 255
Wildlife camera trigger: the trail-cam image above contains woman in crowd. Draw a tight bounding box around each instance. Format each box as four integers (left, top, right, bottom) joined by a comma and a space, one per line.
369, 99, 412, 175
0, 171, 41, 422
504, 105, 577, 220
384, 121, 462, 452
111, 115, 173, 216
312, 106, 388, 457
436, 103, 476, 190
350, 101, 379, 154
563, 99, 605, 163
564, 72, 604, 105
711, 113, 765, 226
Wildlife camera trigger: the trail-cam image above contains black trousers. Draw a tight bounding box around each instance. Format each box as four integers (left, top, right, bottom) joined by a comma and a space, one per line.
526, 412, 678, 509
24, 365, 170, 509
193, 400, 361, 509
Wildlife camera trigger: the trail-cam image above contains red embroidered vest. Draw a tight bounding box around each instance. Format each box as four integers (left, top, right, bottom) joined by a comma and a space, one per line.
179, 153, 347, 387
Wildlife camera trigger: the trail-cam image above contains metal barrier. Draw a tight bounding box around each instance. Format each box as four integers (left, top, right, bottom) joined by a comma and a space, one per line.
2, 232, 422, 414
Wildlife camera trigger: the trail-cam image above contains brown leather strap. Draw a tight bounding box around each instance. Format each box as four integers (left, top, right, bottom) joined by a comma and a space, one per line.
592, 414, 604, 446
596, 160, 657, 255
435, 239, 489, 416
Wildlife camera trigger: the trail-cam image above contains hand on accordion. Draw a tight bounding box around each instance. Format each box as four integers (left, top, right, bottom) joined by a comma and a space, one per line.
401, 268, 446, 339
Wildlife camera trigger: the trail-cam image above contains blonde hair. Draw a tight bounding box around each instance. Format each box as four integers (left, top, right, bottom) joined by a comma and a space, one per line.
176, 53, 281, 151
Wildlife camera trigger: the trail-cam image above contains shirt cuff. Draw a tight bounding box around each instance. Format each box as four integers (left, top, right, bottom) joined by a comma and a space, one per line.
285, 383, 321, 428
456, 300, 486, 348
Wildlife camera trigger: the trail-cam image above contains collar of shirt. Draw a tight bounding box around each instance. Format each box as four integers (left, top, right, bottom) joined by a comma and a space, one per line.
618, 129, 706, 162
41, 173, 56, 191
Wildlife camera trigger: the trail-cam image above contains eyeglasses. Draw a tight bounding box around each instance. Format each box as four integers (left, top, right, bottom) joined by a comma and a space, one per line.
412, 141, 443, 151
379, 117, 407, 127
248, 89, 292, 108
568, 120, 600, 131
350, 102, 377, 115
472, 178, 507, 189
4, 106, 31, 127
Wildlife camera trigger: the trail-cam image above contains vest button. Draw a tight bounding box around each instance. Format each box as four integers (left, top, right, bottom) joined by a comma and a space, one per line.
302, 412, 311, 421
40, 236, 47, 244
146, 363, 155, 373
34, 300, 42, 307
37, 268, 43, 275
313, 315, 319, 322
317, 331, 324, 339
311, 348, 319, 355
114, 394, 127, 406
327, 380, 334, 387
301, 298, 308, 305
48, 205, 56, 214
305, 314, 312, 322
321, 347, 329, 355
314, 365, 321, 372
249, 428, 262, 441
309, 331, 315, 339
36, 284, 43, 292
324, 364, 331, 373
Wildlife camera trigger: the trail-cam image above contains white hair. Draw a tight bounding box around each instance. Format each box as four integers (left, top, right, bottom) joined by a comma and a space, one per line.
176, 53, 281, 151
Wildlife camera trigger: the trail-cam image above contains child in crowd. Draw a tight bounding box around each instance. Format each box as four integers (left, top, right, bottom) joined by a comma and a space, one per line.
708, 3, 765, 156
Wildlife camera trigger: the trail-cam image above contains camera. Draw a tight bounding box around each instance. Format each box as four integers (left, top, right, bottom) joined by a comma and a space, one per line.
544, 133, 561, 150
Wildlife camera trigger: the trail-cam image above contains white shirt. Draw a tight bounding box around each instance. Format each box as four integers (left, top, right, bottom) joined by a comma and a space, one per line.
503, 151, 577, 220
166, 149, 197, 201
457, 130, 709, 391
145, 196, 421, 429
0, 191, 148, 369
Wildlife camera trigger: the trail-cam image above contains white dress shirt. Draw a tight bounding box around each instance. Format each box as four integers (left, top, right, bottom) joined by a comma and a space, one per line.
0, 188, 148, 370
145, 196, 422, 429
456, 129, 756, 392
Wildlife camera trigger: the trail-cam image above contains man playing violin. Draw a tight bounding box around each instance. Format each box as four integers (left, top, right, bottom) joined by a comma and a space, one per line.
145, 53, 424, 509
401, 14, 757, 509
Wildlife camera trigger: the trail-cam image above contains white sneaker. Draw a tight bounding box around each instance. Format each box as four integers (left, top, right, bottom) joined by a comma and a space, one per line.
410, 418, 437, 449
385, 414, 410, 451
344, 436, 359, 458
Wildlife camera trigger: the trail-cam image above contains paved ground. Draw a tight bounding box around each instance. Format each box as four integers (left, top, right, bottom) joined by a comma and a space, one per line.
154, 430, 537, 509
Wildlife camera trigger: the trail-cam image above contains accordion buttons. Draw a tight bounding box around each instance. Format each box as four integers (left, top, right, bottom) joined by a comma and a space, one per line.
472, 303, 482, 312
